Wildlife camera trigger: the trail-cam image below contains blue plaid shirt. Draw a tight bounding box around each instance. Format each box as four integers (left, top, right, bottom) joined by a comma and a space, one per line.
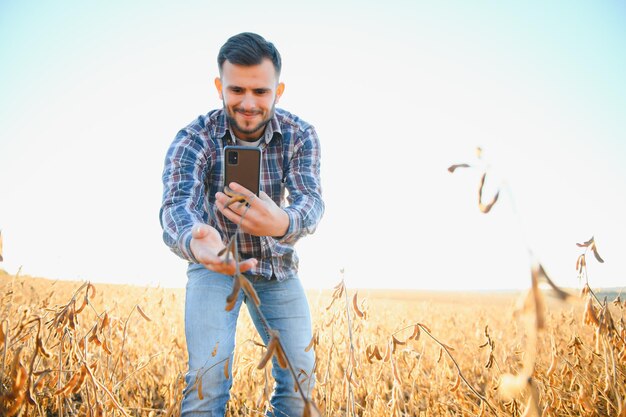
160, 108, 324, 281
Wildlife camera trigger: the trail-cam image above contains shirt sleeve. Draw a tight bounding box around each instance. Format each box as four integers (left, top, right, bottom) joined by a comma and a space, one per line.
159, 129, 208, 263
277, 126, 325, 245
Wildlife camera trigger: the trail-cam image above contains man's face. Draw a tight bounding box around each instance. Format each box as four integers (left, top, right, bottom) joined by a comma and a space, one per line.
215, 58, 284, 141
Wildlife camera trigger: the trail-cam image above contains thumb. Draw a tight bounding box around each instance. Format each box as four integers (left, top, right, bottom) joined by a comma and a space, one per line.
191, 224, 210, 240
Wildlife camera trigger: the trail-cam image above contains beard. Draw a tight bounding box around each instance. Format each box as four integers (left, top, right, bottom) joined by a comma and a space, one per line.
224, 100, 276, 139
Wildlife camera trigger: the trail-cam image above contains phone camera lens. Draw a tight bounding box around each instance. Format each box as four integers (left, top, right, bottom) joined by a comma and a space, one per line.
228, 151, 239, 165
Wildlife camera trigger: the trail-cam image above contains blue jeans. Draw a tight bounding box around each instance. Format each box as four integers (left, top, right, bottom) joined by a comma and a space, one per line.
181, 263, 315, 416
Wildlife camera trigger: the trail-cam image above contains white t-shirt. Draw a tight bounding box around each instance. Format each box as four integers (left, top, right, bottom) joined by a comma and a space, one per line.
235, 136, 263, 147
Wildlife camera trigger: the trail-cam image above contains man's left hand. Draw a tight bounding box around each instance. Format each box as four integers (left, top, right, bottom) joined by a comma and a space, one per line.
216, 182, 289, 237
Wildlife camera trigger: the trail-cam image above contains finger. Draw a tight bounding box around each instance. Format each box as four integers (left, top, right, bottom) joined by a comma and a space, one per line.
201, 251, 234, 269
238, 258, 258, 272
215, 191, 238, 210
228, 182, 253, 196
228, 182, 259, 204
218, 204, 245, 225
214, 193, 228, 212
191, 223, 210, 239
215, 191, 246, 215
224, 199, 248, 216
205, 258, 257, 275
206, 263, 235, 275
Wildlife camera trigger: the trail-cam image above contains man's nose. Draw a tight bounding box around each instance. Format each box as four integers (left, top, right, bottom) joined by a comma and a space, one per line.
240, 93, 256, 110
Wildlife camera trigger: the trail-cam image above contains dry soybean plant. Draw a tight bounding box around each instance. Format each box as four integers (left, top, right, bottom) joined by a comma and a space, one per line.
0, 277, 160, 417
449, 147, 626, 416
309, 271, 502, 417
217, 186, 322, 417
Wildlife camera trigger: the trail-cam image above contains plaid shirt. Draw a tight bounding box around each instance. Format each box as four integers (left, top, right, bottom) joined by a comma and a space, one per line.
160, 108, 324, 281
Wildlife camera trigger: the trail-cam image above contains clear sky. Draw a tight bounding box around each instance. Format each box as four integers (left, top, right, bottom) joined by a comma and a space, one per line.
1, 1, 625, 291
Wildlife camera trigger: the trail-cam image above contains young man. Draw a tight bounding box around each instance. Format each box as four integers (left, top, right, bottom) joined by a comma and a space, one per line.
160, 33, 324, 416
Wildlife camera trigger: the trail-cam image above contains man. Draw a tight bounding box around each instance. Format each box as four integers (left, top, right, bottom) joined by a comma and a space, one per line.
160, 32, 324, 416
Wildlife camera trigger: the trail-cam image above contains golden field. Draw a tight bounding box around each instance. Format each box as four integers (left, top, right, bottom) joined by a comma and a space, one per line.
0, 269, 624, 416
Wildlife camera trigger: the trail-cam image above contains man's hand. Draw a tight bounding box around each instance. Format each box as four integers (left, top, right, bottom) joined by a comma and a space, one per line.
216, 182, 289, 237
190, 223, 257, 274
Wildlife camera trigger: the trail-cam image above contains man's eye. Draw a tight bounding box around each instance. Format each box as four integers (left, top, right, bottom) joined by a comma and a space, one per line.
254, 89, 269, 95
230, 88, 243, 93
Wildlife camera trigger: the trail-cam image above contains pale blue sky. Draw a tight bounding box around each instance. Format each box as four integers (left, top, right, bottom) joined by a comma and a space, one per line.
1, 1, 625, 290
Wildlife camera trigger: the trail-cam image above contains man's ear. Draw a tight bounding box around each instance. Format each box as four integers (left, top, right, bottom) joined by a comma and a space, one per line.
215, 77, 223, 99
275, 82, 285, 104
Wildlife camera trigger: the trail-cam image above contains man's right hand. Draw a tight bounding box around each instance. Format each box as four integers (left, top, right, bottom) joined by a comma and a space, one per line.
190, 224, 257, 275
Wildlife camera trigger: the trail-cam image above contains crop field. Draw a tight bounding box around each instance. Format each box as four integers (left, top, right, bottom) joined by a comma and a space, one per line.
0, 269, 624, 416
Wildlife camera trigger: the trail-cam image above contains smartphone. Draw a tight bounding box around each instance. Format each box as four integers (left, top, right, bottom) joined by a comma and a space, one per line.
223, 146, 261, 196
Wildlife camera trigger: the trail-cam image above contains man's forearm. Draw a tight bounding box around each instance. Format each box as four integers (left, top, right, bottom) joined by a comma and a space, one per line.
160, 129, 209, 263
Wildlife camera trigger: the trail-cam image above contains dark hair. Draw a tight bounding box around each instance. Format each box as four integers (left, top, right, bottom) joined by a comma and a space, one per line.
217, 32, 282, 77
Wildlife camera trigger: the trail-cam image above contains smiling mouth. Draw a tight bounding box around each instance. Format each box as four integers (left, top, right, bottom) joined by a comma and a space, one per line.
235, 109, 261, 117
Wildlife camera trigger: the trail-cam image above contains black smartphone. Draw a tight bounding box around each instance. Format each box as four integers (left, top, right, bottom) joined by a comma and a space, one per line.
223, 146, 261, 196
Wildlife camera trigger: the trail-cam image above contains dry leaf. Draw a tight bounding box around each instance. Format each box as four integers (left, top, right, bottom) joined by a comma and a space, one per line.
240, 275, 260, 307
478, 172, 499, 213
448, 163, 470, 173
87, 282, 96, 298
302, 400, 323, 417
372, 345, 383, 360
304, 331, 318, 353
576, 254, 586, 273
75, 296, 88, 314
409, 324, 420, 341
225, 275, 241, 311
590, 242, 604, 263
102, 338, 112, 355
441, 342, 455, 352
534, 262, 571, 301
137, 305, 152, 322
450, 372, 461, 391
54, 365, 84, 396
352, 292, 364, 318
197, 375, 204, 400
36, 336, 51, 358
382, 342, 391, 362
258, 337, 277, 369
576, 236, 594, 248
224, 185, 248, 209
332, 280, 345, 299
530, 266, 546, 330
224, 358, 230, 379
0, 321, 5, 349
583, 296, 599, 326
275, 341, 289, 369
392, 335, 406, 347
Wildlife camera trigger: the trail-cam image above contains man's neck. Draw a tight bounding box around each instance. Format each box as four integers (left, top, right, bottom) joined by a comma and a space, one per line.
228, 121, 268, 145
